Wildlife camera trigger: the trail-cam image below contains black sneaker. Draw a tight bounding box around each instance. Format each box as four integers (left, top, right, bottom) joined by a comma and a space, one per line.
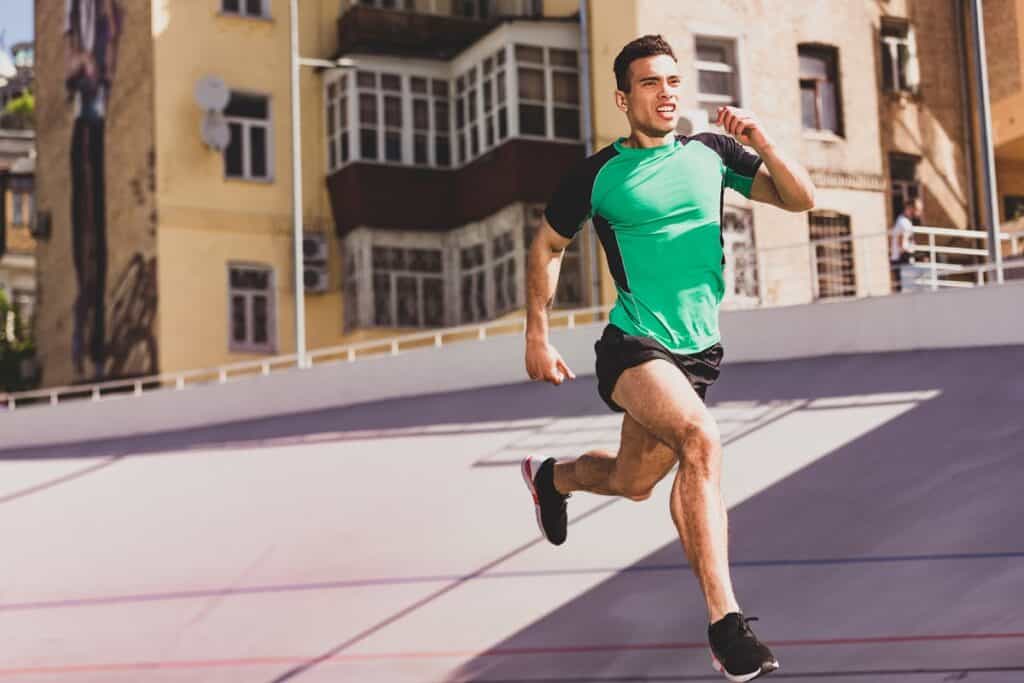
520, 457, 569, 545
708, 613, 779, 681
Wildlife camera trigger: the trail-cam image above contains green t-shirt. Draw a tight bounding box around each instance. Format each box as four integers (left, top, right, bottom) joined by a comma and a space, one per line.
545, 133, 762, 354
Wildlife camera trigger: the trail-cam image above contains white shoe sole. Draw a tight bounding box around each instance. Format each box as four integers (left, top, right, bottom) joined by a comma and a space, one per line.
711, 652, 779, 681
519, 457, 546, 538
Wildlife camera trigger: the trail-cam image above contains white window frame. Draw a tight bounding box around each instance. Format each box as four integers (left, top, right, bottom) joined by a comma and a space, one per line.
514, 44, 581, 143
221, 0, 271, 19
227, 263, 277, 353
880, 19, 919, 94
694, 36, 740, 119
224, 91, 274, 182
369, 242, 447, 328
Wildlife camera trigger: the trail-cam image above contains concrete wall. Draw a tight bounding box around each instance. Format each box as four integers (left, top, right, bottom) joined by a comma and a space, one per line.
3, 282, 1024, 451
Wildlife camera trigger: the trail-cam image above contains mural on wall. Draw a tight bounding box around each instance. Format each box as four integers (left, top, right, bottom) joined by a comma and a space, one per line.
66, 0, 120, 379
51, 0, 158, 383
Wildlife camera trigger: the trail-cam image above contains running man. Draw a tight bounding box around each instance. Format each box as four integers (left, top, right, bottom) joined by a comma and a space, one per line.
521, 35, 815, 681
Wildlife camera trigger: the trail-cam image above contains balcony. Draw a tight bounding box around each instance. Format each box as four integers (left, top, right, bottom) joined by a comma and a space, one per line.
336, 1, 546, 60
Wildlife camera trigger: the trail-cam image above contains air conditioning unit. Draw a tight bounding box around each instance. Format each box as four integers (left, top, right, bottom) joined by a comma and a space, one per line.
304, 264, 329, 293
303, 233, 328, 263
676, 108, 710, 136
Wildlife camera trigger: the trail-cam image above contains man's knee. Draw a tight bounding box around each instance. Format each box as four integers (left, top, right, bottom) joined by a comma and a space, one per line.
668, 416, 721, 474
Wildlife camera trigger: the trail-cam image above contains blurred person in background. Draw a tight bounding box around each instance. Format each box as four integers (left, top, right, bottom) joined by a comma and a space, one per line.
890, 197, 922, 292
521, 35, 815, 682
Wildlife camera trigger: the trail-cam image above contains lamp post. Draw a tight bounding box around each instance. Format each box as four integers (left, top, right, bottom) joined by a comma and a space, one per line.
289, 0, 355, 368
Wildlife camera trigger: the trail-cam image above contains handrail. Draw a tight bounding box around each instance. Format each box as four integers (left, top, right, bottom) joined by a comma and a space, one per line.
2, 226, 1018, 411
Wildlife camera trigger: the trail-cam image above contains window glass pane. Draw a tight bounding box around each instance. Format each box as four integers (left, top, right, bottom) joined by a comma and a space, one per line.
410, 76, 428, 93
360, 93, 377, 125
475, 271, 486, 319
339, 97, 348, 128
381, 73, 401, 92
373, 273, 392, 326
518, 68, 545, 100
409, 249, 442, 273
549, 48, 577, 67
327, 82, 337, 100
698, 69, 732, 97
799, 53, 828, 79
800, 84, 817, 129
327, 104, 336, 136
457, 134, 466, 164
414, 133, 428, 164
250, 126, 267, 177
385, 131, 402, 161
515, 44, 544, 64
506, 258, 517, 307
384, 95, 402, 127
467, 89, 478, 121
483, 81, 492, 112
554, 108, 579, 139
413, 99, 429, 130
486, 119, 494, 147
435, 135, 451, 167
494, 261, 506, 311
223, 0, 240, 12
252, 295, 268, 343
361, 129, 378, 159
396, 276, 419, 327
423, 277, 444, 326
432, 79, 449, 97
225, 93, 268, 119
225, 122, 244, 176
456, 75, 465, 93
435, 100, 450, 129
495, 47, 506, 66
467, 67, 477, 86
461, 275, 476, 322
341, 132, 350, 162
696, 42, 728, 64
245, 0, 263, 16
357, 71, 376, 88
497, 107, 507, 139
483, 57, 493, 75
552, 71, 579, 104
328, 138, 337, 169
496, 74, 506, 103
469, 125, 479, 157
460, 244, 484, 269
231, 294, 246, 342
820, 81, 839, 133
519, 104, 546, 136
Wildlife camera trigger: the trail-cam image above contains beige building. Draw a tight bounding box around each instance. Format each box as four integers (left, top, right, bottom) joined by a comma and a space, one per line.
31, 0, 1021, 388
0, 129, 35, 326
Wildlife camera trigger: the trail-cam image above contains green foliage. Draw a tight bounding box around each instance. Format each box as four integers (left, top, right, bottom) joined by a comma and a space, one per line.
0, 289, 39, 393
1, 90, 35, 129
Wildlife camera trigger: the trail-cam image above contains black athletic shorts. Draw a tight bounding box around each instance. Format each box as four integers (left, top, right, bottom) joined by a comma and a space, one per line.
594, 324, 724, 413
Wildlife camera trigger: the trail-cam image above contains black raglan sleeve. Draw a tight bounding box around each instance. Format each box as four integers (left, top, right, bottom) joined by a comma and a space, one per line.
543, 145, 618, 239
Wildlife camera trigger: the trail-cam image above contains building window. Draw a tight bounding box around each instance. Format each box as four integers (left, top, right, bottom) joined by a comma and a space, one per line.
809, 211, 856, 299
411, 76, 452, 167
1005, 195, 1024, 221
12, 192, 25, 225
889, 153, 920, 219
221, 0, 269, 18
372, 246, 445, 327
224, 92, 272, 181
798, 44, 842, 136
881, 18, 919, 94
325, 75, 350, 172
721, 206, 759, 308
515, 44, 581, 141
695, 37, 739, 121
480, 48, 509, 153
359, 0, 413, 9
229, 264, 275, 352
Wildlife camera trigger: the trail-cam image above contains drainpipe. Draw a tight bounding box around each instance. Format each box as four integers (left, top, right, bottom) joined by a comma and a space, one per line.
579, 0, 600, 307
968, 0, 1004, 283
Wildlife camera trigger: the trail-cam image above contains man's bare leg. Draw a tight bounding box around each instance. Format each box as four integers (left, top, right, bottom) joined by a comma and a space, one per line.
551, 412, 677, 501
611, 359, 739, 623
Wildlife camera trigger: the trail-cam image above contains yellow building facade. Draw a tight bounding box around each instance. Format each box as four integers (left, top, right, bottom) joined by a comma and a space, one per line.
32, 0, 1023, 387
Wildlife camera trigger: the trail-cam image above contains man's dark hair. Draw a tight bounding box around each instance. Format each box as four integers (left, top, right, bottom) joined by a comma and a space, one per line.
613, 34, 677, 93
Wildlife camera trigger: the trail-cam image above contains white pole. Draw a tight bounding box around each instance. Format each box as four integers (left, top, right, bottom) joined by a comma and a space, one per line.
969, 0, 1004, 284
289, 0, 308, 367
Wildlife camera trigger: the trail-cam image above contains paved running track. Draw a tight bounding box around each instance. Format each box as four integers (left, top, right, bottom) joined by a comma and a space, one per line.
1, 346, 1023, 682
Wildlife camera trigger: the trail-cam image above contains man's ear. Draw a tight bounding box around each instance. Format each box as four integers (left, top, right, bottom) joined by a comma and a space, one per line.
615, 89, 628, 113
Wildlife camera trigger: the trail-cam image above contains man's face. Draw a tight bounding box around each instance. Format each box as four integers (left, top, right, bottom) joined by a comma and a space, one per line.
616, 54, 681, 136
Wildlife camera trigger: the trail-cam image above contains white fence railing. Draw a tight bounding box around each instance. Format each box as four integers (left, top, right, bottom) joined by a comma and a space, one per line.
3, 225, 1021, 412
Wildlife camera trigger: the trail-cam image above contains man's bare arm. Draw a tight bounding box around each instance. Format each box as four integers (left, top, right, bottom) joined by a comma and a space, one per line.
525, 219, 576, 384
749, 148, 815, 212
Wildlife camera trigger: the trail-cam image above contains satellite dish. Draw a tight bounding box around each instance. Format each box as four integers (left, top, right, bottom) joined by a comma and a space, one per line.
201, 110, 231, 151
194, 76, 229, 112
